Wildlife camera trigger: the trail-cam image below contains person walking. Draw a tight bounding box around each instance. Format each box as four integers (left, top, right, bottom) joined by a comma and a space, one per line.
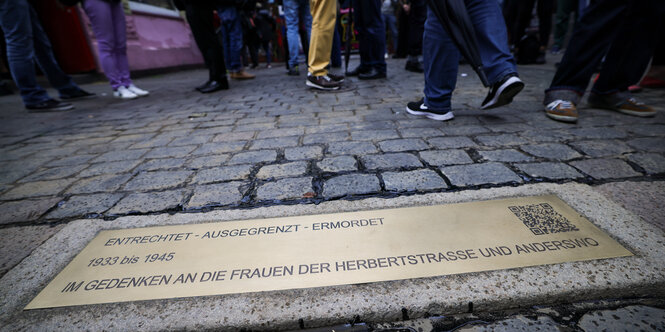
543, 0, 664, 123
81, 0, 149, 99
0, 0, 94, 111
406, 0, 524, 121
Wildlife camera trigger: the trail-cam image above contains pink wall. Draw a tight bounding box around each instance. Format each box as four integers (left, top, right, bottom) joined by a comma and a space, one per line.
81, 8, 204, 72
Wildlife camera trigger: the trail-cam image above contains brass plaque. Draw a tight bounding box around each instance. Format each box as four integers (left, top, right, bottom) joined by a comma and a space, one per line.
26, 195, 632, 309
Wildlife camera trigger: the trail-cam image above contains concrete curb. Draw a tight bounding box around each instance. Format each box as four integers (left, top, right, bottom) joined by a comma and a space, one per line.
1, 183, 664, 331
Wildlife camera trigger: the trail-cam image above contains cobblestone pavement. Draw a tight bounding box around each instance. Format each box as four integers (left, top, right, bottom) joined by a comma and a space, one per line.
0, 57, 663, 233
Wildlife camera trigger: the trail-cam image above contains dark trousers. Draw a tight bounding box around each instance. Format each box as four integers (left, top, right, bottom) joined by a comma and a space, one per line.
547, 0, 665, 100
184, 2, 226, 82
512, 0, 554, 48
353, 0, 386, 72
407, 0, 426, 57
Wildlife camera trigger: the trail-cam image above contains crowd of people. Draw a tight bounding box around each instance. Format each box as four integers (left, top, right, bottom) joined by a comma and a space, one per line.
0, 0, 663, 124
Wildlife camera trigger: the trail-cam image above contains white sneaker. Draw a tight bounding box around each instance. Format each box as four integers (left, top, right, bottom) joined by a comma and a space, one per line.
113, 86, 138, 99
127, 84, 149, 97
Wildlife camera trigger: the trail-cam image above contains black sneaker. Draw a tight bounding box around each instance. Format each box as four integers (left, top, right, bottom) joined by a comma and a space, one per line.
480, 74, 524, 109
406, 98, 454, 121
60, 89, 95, 100
287, 65, 299, 76
405, 60, 424, 73
25, 99, 73, 112
306, 74, 341, 90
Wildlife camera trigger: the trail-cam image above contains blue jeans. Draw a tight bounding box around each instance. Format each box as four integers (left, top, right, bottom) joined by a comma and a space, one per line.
283, 0, 312, 68
423, 2, 515, 112
218, 6, 244, 72
0, 0, 80, 106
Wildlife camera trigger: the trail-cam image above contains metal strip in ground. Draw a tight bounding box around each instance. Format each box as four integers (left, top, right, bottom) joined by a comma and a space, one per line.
25, 194, 632, 309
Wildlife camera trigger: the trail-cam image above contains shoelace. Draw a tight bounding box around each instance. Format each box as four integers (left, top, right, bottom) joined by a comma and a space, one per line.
549, 100, 574, 109
627, 97, 644, 105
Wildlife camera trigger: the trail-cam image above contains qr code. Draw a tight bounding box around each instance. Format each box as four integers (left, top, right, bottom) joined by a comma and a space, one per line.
508, 203, 579, 235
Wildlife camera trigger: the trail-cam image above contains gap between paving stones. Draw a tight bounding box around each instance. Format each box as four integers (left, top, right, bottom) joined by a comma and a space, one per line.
1, 183, 663, 331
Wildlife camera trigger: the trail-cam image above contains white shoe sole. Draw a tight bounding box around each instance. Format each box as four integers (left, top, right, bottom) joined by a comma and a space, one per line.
406, 106, 454, 121
481, 76, 524, 110
306, 80, 340, 90
545, 111, 577, 123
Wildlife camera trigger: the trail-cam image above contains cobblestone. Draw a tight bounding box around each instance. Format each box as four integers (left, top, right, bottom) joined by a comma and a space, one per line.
317, 156, 358, 172
0, 198, 61, 224
419, 150, 473, 166
0, 63, 662, 227
322, 174, 381, 198
79, 160, 141, 177
515, 162, 585, 180
1, 179, 75, 199
186, 182, 246, 208
478, 149, 534, 162
427, 136, 477, 149
327, 141, 378, 155
378, 138, 429, 152
570, 158, 641, 179
194, 141, 246, 155
441, 163, 523, 187
361, 153, 422, 170
255, 177, 313, 201
123, 171, 192, 191
569, 140, 633, 157
92, 149, 149, 163
192, 165, 253, 184
256, 162, 308, 179
19, 165, 87, 183
187, 155, 230, 169
284, 146, 323, 161
627, 153, 665, 174
228, 150, 277, 165
351, 129, 400, 141
66, 174, 133, 194
626, 137, 665, 152
145, 146, 197, 159
135, 158, 187, 172
250, 136, 300, 150
382, 169, 447, 191
45, 193, 124, 219
521, 143, 582, 160
108, 190, 188, 214
476, 134, 528, 147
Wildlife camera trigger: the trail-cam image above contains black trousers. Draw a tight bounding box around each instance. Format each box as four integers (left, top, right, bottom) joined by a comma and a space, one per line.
511, 0, 554, 48
353, 0, 386, 71
407, 0, 426, 57
548, 0, 665, 95
184, 2, 227, 82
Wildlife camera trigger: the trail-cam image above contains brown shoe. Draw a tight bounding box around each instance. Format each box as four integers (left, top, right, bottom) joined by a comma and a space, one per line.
588, 93, 656, 117
545, 100, 577, 123
306, 74, 340, 90
230, 70, 255, 80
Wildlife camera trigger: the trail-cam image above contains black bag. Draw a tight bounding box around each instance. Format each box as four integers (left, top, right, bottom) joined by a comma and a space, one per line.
516, 33, 540, 65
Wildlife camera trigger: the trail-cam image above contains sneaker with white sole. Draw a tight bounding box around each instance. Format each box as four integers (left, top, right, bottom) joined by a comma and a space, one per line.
545, 99, 578, 123
306, 73, 341, 90
127, 84, 149, 97
481, 74, 524, 109
406, 98, 454, 121
113, 86, 138, 99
